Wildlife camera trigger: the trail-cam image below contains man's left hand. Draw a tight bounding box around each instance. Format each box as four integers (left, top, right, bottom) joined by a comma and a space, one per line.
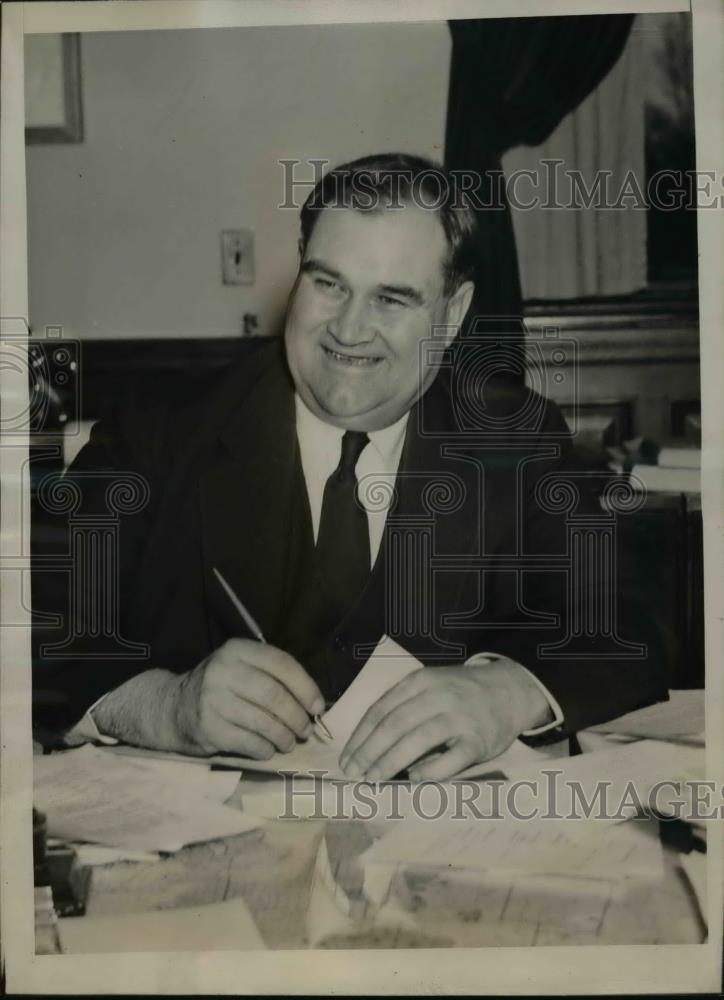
339, 660, 552, 782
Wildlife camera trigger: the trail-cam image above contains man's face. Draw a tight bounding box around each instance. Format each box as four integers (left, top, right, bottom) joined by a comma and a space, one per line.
284, 204, 472, 431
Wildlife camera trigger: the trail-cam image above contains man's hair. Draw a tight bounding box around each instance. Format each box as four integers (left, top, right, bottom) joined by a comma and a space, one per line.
299, 153, 479, 296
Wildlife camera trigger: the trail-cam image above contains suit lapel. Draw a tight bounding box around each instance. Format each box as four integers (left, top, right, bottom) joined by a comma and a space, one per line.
398, 372, 485, 559
348, 373, 487, 662
199, 357, 298, 646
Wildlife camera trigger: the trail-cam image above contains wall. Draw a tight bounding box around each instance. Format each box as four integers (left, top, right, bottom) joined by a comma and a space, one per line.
26, 22, 450, 340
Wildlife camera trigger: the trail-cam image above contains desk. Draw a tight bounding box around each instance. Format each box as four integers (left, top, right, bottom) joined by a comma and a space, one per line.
57, 744, 707, 951
73, 817, 704, 950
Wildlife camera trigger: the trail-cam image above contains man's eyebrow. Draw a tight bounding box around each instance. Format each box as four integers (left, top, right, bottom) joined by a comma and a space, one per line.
377, 283, 425, 306
300, 259, 345, 283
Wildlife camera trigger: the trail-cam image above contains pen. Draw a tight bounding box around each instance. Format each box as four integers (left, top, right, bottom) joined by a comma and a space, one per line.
212, 566, 333, 740
213, 566, 266, 642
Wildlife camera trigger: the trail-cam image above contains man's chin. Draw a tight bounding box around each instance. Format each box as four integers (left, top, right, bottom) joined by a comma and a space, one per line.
308, 391, 390, 431
319, 407, 382, 432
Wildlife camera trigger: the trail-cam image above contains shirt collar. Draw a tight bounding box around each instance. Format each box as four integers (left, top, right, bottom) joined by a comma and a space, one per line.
294, 394, 409, 466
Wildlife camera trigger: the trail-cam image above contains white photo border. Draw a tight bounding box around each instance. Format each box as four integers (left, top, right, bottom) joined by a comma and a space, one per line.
1, 0, 722, 993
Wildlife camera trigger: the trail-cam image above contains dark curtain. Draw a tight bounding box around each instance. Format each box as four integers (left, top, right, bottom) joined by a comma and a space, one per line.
445, 14, 635, 347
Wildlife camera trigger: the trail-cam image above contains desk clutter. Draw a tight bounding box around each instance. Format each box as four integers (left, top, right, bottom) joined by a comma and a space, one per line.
36, 680, 708, 952
34, 746, 253, 853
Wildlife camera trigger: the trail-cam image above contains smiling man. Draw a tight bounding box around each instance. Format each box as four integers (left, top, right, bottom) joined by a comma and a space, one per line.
33, 154, 667, 779
286, 196, 469, 432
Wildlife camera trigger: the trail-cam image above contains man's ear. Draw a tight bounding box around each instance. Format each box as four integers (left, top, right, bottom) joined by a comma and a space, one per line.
443, 281, 475, 346
297, 237, 304, 259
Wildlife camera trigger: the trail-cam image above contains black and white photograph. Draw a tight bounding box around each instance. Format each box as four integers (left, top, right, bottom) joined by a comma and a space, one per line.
1, 0, 722, 994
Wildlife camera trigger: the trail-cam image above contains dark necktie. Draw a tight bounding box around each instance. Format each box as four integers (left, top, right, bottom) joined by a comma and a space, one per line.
315, 430, 371, 614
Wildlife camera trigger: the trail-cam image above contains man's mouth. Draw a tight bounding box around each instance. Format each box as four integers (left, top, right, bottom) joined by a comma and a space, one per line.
322, 346, 384, 368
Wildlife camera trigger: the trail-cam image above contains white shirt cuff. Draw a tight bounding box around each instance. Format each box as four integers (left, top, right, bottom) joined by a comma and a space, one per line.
64, 693, 120, 746
464, 652, 564, 736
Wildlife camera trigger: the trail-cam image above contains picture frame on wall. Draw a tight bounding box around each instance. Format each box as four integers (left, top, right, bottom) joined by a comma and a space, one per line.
25, 33, 83, 144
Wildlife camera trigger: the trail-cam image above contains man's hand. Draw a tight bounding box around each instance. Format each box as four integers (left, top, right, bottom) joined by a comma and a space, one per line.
174, 639, 325, 757
339, 660, 552, 782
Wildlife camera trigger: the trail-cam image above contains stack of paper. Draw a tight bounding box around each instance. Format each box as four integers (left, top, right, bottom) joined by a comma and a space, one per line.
629, 464, 700, 493
34, 745, 258, 853
358, 736, 705, 908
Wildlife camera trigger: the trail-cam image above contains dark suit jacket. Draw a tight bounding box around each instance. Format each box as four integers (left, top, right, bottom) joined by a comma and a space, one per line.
32, 339, 668, 739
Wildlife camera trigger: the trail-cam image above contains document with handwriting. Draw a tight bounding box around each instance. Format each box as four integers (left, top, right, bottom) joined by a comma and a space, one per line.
362, 814, 665, 881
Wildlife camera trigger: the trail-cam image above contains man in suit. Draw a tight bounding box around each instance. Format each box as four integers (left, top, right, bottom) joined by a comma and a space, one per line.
33, 154, 667, 780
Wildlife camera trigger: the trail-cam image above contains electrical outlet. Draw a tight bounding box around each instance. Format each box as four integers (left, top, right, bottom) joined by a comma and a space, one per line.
221, 229, 254, 285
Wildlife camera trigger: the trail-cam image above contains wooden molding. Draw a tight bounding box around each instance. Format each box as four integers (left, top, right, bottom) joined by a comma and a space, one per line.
524, 322, 700, 366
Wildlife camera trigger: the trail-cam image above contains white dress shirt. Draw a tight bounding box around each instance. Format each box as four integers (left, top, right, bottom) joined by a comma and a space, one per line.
294, 394, 408, 564
69, 393, 562, 744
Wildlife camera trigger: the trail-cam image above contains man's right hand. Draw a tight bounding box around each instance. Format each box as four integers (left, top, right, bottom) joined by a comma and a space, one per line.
174, 639, 325, 758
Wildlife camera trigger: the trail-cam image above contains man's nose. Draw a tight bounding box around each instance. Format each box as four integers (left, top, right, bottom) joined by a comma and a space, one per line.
327, 297, 374, 344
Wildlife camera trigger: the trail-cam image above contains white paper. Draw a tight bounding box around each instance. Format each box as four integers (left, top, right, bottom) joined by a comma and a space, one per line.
239, 635, 423, 778
34, 745, 260, 853
114, 754, 241, 804
322, 635, 423, 739
362, 815, 665, 881
62, 843, 161, 867
455, 737, 544, 779
585, 689, 705, 742
58, 895, 265, 953
630, 464, 700, 492
104, 743, 254, 771
505, 738, 704, 794
657, 446, 701, 469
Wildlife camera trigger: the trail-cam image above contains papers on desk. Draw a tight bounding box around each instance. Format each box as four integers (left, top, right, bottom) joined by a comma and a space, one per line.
509, 738, 703, 802
107, 748, 242, 803
34, 745, 258, 853
238, 740, 544, 822
585, 689, 705, 744
362, 815, 664, 881
58, 894, 265, 953
360, 817, 667, 916
358, 736, 705, 910
503, 737, 705, 825
360, 812, 668, 913
51, 841, 162, 867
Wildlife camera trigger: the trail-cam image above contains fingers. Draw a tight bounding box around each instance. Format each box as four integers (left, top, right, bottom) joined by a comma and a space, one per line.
191, 640, 323, 755
361, 715, 454, 781
341, 691, 452, 780
340, 671, 429, 769
225, 662, 312, 740
222, 639, 324, 716
211, 717, 277, 760
408, 739, 480, 782
216, 693, 300, 753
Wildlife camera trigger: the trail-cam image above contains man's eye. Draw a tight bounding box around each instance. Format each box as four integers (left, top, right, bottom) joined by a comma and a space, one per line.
313, 276, 343, 294
377, 294, 406, 308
